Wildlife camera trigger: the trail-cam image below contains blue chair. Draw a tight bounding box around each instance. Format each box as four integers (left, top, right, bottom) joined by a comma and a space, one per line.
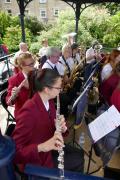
0, 131, 16, 180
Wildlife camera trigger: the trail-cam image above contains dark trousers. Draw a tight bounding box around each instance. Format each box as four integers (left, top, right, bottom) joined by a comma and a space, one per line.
52, 144, 84, 173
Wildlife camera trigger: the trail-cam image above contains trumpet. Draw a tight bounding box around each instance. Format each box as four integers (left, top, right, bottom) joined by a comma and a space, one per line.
55, 95, 64, 179
7, 78, 27, 105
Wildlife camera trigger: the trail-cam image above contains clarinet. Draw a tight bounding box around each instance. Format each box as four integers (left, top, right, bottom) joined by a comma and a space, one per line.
7, 78, 27, 105
56, 95, 64, 179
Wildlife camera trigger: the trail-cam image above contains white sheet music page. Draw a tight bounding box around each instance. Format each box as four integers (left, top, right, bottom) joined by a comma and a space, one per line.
88, 105, 120, 143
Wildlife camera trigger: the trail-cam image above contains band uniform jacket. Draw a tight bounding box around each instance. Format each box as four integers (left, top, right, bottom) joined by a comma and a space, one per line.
6, 72, 29, 118
12, 93, 56, 169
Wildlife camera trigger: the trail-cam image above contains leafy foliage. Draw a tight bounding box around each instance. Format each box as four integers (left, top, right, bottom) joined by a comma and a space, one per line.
29, 42, 40, 54
103, 11, 120, 47
103, 2, 120, 15
3, 25, 32, 52
0, 11, 11, 36
34, 6, 119, 50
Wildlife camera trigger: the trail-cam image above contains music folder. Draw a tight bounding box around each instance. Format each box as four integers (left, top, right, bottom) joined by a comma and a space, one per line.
88, 105, 120, 143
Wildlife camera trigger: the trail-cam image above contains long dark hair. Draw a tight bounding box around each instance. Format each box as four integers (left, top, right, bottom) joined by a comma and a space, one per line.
28, 68, 61, 98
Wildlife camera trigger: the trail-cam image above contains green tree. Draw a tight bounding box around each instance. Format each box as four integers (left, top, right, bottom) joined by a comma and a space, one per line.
3, 25, 32, 52
103, 12, 120, 47
34, 7, 110, 49
103, 3, 120, 15
24, 16, 45, 36
0, 11, 11, 36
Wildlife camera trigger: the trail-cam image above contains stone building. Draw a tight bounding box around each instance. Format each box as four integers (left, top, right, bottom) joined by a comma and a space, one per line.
0, 0, 70, 22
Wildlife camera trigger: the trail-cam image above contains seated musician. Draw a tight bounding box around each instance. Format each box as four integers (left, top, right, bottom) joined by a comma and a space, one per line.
38, 39, 49, 67
13, 42, 29, 74
99, 61, 120, 105
101, 49, 120, 82
85, 40, 102, 81
12, 69, 84, 172
59, 43, 74, 77
6, 52, 35, 119
42, 47, 65, 75
86, 40, 102, 63
71, 43, 81, 64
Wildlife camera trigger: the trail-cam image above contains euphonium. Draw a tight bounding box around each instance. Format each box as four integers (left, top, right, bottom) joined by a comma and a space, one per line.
55, 95, 64, 179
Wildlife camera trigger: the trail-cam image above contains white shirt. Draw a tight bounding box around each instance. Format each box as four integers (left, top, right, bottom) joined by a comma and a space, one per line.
76, 53, 81, 63
43, 100, 49, 111
101, 63, 112, 81
66, 57, 74, 71
42, 59, 64, 76
39, 46, 49, 57
59, 56, 75, 75
42, 59, 55, 70
86, 47, 96, 63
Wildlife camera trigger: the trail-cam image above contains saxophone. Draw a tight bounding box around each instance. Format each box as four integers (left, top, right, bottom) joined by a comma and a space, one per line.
55, 95, 64, 179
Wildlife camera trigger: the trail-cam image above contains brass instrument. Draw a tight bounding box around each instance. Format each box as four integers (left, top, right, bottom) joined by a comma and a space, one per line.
63, 58, 84, 92
7, 78, 27, 105
55, 95, 64, 179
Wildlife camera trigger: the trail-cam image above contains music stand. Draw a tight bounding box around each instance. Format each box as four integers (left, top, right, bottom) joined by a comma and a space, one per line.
87, 114, 120, 174
68, 81, 97, 173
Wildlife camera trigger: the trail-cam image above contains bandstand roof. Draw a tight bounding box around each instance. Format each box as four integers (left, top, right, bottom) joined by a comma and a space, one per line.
62, 0, 120, 3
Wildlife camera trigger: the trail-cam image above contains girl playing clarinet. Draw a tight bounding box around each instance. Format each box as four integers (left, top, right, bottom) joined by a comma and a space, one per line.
6, 52, 35, 119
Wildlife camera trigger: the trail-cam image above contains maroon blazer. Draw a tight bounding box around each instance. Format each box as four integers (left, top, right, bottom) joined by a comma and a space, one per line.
12, 93, 56, 169
6, 72, 29, 118
99, 74, 120, 105
111, 88, 120, 112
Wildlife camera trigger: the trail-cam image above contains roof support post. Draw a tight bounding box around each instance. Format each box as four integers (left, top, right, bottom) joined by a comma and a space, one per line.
16, 0, 33, 42
75, 1, 81, 40
17, 0, 26, 42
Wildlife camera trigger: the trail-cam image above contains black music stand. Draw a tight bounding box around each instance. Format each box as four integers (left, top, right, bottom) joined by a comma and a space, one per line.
71, 81, 92, 141
68, 81, 98, 173
87, 114, 120, 174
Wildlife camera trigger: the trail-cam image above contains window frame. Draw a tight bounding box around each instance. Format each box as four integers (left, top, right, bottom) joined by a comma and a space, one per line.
7, 9, 12, 15
54, 8, 59, 17
5, 0, 11, 3
39, 0, 47, 4
40, 8, 47, 18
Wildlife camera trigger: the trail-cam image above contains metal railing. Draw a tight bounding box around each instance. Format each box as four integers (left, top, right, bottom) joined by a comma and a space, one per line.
0, 53, 15, 92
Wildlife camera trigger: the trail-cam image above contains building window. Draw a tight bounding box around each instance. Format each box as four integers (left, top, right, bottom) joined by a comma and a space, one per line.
54, 9, 59, 17
7, 9, 12, 15
40, 0, 47, 3
5, 0, 11, 3
40, 9, 46, 18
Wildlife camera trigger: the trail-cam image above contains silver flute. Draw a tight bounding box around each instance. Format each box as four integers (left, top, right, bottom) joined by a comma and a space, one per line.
7, 78, 27, 105
55, 95, 64, 179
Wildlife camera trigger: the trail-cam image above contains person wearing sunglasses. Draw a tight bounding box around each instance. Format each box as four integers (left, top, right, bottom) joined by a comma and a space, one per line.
6, 52, 35, 119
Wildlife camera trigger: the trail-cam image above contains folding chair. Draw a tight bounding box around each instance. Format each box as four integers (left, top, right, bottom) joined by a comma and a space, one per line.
0, 89, 16, 135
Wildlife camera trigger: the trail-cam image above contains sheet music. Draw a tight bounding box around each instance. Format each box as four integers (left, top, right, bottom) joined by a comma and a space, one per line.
88, 105, 120, 143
